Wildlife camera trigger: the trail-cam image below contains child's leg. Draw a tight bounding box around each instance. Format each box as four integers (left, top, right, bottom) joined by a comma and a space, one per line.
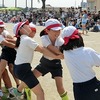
31, 83, 44, 100
33, 69, 43, 78
0, 61, 15, 99
55, 77, 69, 100
0, 59, 7, 78
0, 60, 8, 97
13, 81, 44, 100
2, 69, 12, 89
0, 74, 8, 99
0, 79, 3, 97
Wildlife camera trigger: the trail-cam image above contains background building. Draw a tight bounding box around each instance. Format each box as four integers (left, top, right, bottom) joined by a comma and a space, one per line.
87, 0, 100, 13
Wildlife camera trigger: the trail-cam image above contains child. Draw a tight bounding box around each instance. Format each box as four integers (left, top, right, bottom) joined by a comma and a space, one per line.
60, 26, 100, 100
81, 10, 88, 34
0, 19, 19, 99
12, 20, 63, 100
33, 18, 69, 100
23, 22, 36, 100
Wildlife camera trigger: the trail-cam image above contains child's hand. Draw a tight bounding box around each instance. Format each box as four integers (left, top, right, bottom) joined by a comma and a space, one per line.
57, 54, 64, 59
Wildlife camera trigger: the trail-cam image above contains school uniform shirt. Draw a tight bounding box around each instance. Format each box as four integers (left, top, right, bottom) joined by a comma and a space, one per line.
0, 30, 10, 43
15, 35, 39, 65
63, 47, 100, 83
41, 35, 64, 60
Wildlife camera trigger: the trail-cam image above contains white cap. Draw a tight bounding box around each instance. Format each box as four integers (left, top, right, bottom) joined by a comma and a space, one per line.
13, 20, 29, 37
0, 20, 5, 27
61, 26, 77, 38
29, 22, 36, 32
61, 26, 79, 45
45, 18, 62, 30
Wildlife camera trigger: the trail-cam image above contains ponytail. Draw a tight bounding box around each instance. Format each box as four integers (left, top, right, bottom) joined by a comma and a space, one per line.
15, 31, 21, 47
16, 37, 20, 47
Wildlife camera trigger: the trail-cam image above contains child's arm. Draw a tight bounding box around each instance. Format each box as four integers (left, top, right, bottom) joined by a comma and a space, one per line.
5, 37, 17, 44
1, 39, 16, 48
35, 45, 64, 59
47, 44, 62, 55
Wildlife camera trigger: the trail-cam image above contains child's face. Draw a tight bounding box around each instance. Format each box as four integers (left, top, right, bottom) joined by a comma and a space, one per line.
20, 24, 32, 36
46, 29, 61, 40
29, 31, 36, 38
0, 27, 4, 34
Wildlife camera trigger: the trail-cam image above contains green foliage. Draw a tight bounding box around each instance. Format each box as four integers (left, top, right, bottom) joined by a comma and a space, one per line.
0, 7, 23, 11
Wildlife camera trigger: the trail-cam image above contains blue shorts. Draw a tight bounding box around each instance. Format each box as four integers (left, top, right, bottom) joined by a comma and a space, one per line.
14, 63, 39, 89
73, 77, 100, 100
35, 56, 63, 78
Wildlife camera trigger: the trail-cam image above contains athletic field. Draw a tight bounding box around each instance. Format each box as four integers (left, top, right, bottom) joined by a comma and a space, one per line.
1, 23, 100, 100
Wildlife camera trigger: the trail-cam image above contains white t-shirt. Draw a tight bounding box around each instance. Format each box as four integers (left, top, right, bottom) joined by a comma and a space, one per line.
0, 30, 10, 43
15, 35, 39, 65
63, 47, 100, 83
41, 35, 64, 60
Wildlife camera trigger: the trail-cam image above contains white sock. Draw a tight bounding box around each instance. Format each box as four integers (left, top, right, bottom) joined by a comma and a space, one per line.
0, 90, 3, 97
8, 87, 14, 94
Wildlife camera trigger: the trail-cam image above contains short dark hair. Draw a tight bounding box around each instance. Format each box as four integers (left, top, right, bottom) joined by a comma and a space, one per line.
60, 34, 84, 52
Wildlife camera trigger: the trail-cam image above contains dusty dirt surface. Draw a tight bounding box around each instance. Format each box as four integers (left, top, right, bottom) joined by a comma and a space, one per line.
1, 23, 100, 100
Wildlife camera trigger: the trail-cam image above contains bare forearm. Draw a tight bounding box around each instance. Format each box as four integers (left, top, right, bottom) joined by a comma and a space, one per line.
5, 38, 16, 44
47, 45, 62, 55
35, 46, 64, 59
5, 43, 16, 48
1, 40, 16, 48
42, 47, 64, 59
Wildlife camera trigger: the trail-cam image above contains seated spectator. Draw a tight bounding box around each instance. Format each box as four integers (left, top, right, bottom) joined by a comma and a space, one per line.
92, 20, 100, 32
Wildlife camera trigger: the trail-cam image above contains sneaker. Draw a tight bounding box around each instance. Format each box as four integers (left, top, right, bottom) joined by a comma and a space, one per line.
12, 88, 22, 100
24, 87, 31, 100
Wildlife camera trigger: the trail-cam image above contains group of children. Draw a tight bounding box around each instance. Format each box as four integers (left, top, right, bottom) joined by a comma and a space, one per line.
0, 18, 100, 100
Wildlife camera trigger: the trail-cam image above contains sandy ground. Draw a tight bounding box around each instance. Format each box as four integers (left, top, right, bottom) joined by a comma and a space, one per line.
1, 23, 100, 100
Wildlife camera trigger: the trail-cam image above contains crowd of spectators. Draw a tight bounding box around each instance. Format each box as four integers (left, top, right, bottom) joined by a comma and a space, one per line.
0, 7, 100, 32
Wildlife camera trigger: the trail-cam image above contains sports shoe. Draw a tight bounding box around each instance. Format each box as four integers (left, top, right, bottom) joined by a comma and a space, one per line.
12, 88, 22, 100
24, 87, 31, 100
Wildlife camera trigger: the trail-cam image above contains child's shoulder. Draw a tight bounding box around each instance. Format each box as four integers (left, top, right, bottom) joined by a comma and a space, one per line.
84, 47, 95, 52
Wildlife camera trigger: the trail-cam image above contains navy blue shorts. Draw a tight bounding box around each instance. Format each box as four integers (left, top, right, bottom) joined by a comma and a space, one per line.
0, 46, 16, 64
14, 63, 39, 89
73, 77, 100, 100
35, 56, 63, 78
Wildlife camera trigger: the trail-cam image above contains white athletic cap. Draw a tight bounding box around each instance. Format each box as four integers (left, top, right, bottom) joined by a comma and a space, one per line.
45, 18, 62, 30
61, 26, 79, 45
29, 22, 36, 32
13, 20, 29, 37
0, 20, 5, 27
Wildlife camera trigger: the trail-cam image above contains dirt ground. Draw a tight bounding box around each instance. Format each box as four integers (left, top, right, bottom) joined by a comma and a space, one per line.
1, 23, 100, 100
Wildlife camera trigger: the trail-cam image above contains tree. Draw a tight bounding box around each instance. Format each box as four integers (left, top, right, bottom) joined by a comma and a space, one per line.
41, 0, 46, 9
31, 0, 33, 8
38, 0, 46, 10
15, 0, 17, 7
2, 0, 4, 7
26, 0, 27, 8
